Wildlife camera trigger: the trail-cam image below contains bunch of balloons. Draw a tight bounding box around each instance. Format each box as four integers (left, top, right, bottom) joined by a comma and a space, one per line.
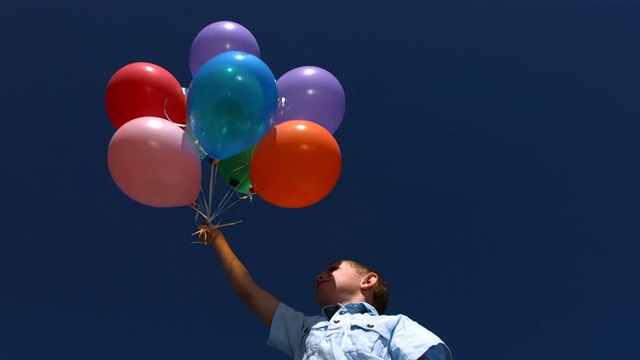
105, 20, 346, 210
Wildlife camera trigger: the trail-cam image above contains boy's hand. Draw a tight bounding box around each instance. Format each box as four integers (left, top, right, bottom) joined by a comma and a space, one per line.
206, 228, 225, 245
193, 222, 225, 245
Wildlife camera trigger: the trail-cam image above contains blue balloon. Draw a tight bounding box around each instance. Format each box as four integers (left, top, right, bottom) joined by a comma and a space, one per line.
188, 51, 278, 160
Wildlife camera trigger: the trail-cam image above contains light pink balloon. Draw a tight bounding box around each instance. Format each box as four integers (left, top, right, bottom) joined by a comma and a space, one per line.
107, 116, 202, 208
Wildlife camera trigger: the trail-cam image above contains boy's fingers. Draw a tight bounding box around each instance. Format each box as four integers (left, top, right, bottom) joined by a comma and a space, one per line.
204, 229, 222, 244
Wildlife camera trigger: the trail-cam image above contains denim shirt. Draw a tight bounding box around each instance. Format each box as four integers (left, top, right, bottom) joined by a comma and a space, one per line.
267, 302, 452, 360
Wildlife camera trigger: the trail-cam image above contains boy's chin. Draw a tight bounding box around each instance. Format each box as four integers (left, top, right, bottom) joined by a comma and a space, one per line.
314, 294, 331, 308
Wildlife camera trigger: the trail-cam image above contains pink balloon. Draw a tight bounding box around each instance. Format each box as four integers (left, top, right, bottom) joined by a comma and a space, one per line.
107, 116, 202, 208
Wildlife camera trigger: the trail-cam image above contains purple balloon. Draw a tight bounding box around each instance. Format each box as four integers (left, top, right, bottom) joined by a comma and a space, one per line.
189, 21, 260, 77
275, 66, 346, 134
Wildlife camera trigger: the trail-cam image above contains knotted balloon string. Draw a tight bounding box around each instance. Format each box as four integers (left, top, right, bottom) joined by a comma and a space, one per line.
189, 158, 249, 245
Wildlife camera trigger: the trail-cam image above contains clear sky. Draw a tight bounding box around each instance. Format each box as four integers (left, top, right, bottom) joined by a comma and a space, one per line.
1, 1, 639, 359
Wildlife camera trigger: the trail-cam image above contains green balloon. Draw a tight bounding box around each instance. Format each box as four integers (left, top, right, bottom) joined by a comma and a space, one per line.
218, 145, 255, 194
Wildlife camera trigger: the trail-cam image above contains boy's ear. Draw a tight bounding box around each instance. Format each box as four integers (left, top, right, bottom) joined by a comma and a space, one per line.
360, 272, 378, 290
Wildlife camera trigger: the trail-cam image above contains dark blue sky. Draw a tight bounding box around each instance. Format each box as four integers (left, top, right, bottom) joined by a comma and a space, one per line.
1, 1, 639, 359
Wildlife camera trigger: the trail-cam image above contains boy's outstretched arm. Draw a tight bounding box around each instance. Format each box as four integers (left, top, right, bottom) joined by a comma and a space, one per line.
205, 228, 281, 327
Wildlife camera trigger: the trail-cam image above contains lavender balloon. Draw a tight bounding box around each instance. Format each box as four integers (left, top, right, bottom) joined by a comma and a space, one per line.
275, 66, 345, 134
189, 21, 260, 77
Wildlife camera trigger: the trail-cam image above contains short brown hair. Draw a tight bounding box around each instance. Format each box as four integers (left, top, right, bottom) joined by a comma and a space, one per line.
348, 261, 389, 314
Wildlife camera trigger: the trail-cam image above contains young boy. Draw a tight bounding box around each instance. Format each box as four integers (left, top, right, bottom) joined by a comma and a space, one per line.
204, 228, 452, 360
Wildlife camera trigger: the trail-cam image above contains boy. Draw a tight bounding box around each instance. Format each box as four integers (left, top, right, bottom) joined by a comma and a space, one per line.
204, 228, 452, 360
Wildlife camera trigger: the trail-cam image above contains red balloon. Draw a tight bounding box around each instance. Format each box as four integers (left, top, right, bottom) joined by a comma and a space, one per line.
105, 62, 186, 129
250, 120, 341, 208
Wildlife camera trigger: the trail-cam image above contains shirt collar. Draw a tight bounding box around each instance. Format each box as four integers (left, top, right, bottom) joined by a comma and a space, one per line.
321, 302, 379, 319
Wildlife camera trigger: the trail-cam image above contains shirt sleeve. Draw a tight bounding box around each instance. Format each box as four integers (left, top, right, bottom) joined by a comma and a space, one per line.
389, 315, 452, 360
267, 302, 306, 357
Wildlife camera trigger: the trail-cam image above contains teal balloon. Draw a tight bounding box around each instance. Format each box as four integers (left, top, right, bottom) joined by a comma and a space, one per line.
188, 51, 277, 160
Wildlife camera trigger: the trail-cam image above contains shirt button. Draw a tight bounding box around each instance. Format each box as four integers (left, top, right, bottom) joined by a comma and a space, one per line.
333, 320, 341, 324
367, 324, 374, 328
339, 311, 346, 315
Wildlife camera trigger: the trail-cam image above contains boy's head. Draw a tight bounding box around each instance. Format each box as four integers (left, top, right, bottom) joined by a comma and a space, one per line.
314, 260, 389, 314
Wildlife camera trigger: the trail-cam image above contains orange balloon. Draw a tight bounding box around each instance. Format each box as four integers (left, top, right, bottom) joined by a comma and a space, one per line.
250, 120, 342, 208
105, 62, 186, 129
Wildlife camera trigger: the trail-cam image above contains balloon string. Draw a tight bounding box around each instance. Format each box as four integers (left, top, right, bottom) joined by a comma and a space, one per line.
190, 202, 209, 221
190, 159, 247, 244
193, 140, 209, 158
230, 154, 254, 200
211, 188, 240, 220
278, 97, 286, 115
163, 98, 186, 128
207, 159, 218, 222
210, 161, 252, 219
198, 185, 211, 219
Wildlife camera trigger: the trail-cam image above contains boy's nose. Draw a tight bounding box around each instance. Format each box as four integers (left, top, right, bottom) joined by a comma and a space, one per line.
316, 274, 323, 285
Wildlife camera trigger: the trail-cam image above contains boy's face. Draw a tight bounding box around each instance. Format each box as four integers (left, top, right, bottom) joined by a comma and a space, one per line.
314, 260, 366, 308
